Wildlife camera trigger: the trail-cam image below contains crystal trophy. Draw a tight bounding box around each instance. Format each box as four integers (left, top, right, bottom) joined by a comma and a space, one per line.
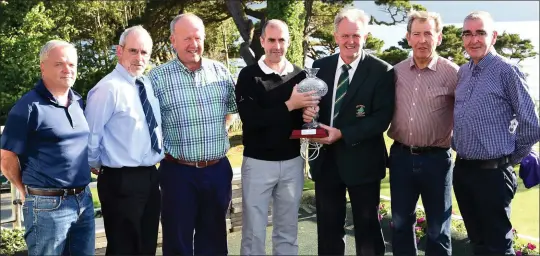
290, 68, 328, 161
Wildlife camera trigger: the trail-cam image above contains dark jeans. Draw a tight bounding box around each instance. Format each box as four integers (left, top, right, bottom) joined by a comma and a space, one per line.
453, 157, 517, 255
97, 166, 161, 255
315, 153, 386, 256
159, 158, 233, 256
389, 143, 453, 256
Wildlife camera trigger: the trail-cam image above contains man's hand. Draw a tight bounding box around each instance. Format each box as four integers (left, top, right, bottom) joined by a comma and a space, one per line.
311, 124, 342, 145
303, 106, 320, 123
285, 85, 320, 111
91, 168, 100, 175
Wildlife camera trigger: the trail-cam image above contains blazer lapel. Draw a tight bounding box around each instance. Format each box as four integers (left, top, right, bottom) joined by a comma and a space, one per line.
319, 54, 339, 125
340, 51, 369, 113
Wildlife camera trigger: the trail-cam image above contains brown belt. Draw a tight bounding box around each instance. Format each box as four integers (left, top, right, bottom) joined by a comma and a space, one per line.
164, 154, 220, 168
27, 186, 86, 196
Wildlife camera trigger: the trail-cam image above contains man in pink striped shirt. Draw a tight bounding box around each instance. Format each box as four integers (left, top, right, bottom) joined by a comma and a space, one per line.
387, 11, 459, 256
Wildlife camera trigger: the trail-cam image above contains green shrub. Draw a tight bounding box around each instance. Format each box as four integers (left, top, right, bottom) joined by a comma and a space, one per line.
0, 228, 26, 255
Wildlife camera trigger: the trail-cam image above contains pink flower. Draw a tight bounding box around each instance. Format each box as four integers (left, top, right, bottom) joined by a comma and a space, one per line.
417, 217, 425, 223
516, 250, 522, 256
527, 243, 536, 250
378, 214, 383, 221
415, 226, 422, 231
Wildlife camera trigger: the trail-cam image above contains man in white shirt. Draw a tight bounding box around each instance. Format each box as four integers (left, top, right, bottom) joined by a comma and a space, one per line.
84, 25, 163, 255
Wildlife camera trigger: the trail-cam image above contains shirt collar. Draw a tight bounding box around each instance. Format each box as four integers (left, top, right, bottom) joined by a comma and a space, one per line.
409, 55, 439, 71
258, 55, 295, 76
468, 48, 497, 70
34, 79, 78, 105
336, 50, 363, 74
114, 63, 138, 85
174, 56, 207, 73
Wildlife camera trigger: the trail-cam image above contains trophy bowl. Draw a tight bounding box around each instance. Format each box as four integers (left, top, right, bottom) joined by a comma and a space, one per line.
290, 68, 329, 139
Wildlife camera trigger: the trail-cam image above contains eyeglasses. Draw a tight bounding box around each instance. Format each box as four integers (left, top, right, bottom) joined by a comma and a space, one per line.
119, 45, 150, 57
461, 30, 488, 39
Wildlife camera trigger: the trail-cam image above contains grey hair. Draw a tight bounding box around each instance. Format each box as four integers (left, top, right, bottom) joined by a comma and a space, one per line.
170, 13, 205, 34
39, 40, 77, 63
334, 8, 370, 34
118, 25, 153, 47
407, 10, 443, 33
464, 11, 495, 31
261, 19, 289, 39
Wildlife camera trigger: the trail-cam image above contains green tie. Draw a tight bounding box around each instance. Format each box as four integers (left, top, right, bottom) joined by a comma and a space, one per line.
334, 64, 351, 120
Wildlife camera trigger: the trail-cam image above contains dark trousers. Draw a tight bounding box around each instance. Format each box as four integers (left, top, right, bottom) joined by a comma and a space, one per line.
315, 153, 385, 256
389, 143, 453, 256
453, 158, 517, 255
159, 158, 233, 256
97, 165, 161, 255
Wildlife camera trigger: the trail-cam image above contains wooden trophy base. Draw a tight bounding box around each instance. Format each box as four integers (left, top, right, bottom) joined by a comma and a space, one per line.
290, 128, 329, 139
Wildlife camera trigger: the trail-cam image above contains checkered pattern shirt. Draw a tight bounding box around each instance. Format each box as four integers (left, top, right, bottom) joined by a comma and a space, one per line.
452, 50, 540, 164
148, 57, 237, 162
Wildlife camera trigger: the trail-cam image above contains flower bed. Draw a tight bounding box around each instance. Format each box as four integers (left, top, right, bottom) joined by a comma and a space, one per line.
378, 202, 539, 255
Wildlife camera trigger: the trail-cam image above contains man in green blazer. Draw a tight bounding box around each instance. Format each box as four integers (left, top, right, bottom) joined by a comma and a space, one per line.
303, 7, 395, 256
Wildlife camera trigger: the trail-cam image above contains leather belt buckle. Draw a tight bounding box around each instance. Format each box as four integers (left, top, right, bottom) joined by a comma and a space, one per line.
409, 146, 420, 155
195, 161, 208, 168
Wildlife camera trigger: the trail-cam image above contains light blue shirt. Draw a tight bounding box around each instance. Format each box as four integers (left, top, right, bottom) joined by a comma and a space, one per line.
85, 64, 164, 169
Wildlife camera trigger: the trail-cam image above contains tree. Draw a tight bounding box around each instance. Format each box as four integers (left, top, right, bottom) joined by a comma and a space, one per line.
399, 25, 538, 65
267, 0, 304, 66
495, 31, 538, 63
377, 46, 409, 65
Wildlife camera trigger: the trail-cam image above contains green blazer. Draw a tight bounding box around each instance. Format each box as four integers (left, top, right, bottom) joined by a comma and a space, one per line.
308, 51, 395, 186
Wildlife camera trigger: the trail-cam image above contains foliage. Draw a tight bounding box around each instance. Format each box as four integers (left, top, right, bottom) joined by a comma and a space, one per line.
0, 2, 57, 124
267, 0, 304, 66
398, 25, 538, 65
377, 46, 410, 65
495, 31, 538, 63
0, 228, 26, 255
513, 229, 539, 256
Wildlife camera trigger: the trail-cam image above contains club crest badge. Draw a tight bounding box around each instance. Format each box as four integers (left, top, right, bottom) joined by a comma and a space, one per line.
356, 105, 366, 117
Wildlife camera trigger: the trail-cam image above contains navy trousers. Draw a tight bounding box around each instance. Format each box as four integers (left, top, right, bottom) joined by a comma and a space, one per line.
389, 143, 453, 256
453, 157, 517, 255
159, 158, 233, 256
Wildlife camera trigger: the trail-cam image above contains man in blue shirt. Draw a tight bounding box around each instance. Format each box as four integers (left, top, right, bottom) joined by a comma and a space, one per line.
85, 26, 163, 255
0, 40, 95, 255
453, 11, 540, 255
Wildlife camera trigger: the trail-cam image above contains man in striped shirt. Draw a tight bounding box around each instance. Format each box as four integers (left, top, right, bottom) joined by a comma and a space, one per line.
453, 11, 540, 255
387, 11, 458, 256
148, 13, 237, 255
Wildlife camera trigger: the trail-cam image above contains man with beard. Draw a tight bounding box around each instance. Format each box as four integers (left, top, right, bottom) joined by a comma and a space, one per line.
85, 25, 163, 255
235, 19, 319, 255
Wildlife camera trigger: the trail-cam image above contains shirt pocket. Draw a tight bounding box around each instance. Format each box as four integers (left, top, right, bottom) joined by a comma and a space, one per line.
427, 86, 451, 109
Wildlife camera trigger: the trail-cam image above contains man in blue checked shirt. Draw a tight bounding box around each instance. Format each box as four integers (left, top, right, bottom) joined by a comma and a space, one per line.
148, 13, 238, 255
452, 11, 540, 255
85, 26, 163, 255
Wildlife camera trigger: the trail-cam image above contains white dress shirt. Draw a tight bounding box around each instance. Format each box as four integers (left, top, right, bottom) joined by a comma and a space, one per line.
330, 54, 362, 127
258, 55, 295, 76
85, 64, 164, 169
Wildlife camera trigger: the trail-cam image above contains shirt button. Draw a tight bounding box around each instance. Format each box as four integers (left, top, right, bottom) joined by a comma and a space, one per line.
410, 133, 413, 136
410, 118, 413, 121
413, 103, 416, 106
415, 88, 418, 91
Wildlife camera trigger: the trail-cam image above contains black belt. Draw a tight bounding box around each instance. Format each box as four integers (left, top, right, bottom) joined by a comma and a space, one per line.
394, 141, 449, 155
27, 186, 86, 196
456, 156, 510, 169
